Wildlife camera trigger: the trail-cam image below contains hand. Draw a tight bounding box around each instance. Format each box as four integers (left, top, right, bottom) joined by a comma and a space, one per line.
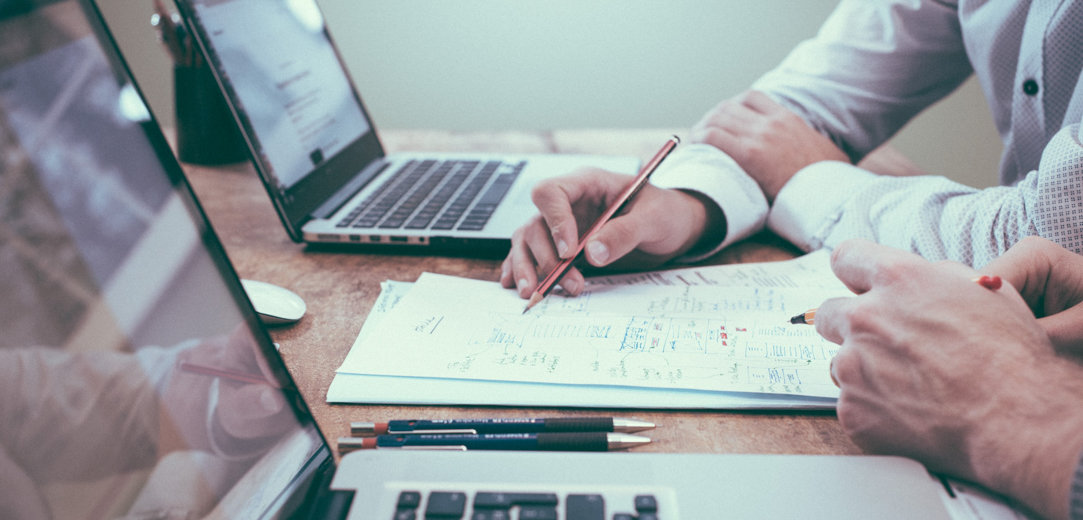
981, 235, 1083, 355
691, 90, 848, 202
164, 325, 294, 456
501, 167, 722, 298
814, 239, 1083, 520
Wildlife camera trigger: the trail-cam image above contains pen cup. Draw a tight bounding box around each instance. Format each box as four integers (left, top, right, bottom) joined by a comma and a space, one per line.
174, 62, 246, 166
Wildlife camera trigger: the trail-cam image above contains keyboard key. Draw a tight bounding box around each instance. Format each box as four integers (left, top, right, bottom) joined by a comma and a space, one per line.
634, 494, 658, 512
397, 491, 422, 509
425, 491, 466, 518
473, 492, 558, 509
470, 511, 509, 520
518, 506, 557, 520
565, 494, 604, 520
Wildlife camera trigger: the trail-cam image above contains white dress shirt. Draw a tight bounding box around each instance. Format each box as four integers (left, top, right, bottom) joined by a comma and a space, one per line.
650, 0, 1083, 268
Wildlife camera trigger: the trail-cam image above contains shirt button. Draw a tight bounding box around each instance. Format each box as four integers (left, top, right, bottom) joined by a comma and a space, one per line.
1022, 79, 1039, 96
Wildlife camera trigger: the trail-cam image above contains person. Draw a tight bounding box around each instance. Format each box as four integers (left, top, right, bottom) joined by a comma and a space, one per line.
499, 0, 1083, 299
814, 236, 1083, 520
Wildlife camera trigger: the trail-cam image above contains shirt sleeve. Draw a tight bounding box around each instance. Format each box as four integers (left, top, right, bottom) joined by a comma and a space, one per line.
648, 143, 768, 262
768, 123, 1083, 267
751, 0, 972, 162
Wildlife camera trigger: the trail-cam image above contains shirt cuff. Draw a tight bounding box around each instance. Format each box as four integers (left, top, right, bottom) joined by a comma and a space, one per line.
768, 161, 876, 251
649, 143, 768, 262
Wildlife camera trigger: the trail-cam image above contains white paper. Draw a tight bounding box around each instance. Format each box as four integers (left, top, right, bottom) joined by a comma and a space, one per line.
333, 252, 850, 404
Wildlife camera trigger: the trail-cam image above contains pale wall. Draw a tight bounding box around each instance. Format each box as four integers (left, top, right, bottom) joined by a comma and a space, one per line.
97, 0, 1003, 188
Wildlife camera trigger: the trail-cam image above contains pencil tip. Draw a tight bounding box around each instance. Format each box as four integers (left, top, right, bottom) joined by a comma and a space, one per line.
522, 293, 543, 314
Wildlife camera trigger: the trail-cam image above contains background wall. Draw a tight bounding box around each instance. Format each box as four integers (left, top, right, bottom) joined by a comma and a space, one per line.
97, 0, 1003, 188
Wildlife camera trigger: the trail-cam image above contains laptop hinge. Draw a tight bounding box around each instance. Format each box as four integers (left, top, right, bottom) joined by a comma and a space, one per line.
311, 160, 389, 220
305, 489, 355, 520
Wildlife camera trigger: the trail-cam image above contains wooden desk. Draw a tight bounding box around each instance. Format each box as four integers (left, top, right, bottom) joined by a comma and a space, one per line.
181, 129, 861, 458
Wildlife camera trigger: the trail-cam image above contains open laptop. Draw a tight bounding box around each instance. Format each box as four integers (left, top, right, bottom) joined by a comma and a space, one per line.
171, 0, 639, 255
0, 1, 979, 518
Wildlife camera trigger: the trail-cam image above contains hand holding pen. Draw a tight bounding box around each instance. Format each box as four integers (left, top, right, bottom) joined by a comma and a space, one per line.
788, 274, 1003, 325
513, 134, 675, 312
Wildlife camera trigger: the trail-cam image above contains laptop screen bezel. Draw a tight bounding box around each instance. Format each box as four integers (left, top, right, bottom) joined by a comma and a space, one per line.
173, 0, 386, 242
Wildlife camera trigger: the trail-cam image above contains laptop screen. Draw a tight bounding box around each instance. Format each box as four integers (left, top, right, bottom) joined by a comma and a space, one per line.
185, 0, 368, 190
0, 1, 329, 518
179, 0, 385, 234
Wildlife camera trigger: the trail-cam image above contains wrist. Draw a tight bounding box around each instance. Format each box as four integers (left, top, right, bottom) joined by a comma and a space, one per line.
970, 358, 1083, 520
675, 189, 727, 258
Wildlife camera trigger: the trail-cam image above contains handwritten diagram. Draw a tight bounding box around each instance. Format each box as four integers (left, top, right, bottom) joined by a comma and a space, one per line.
344, 254, 850, 399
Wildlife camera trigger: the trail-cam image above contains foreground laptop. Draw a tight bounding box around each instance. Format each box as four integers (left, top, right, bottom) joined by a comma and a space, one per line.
172, 0, 639, 255
0, 2, 969, 518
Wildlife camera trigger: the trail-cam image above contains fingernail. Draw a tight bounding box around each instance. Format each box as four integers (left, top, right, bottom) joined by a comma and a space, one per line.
517, 278, 529, 293
586, 241, 609, 264
500, 265, 509, 282
556, 239, 569, 258
562, 277, 580, 294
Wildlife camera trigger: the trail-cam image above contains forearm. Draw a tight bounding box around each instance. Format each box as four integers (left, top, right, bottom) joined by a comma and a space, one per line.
752, 0, 970, 162
770, 124, 1083, 267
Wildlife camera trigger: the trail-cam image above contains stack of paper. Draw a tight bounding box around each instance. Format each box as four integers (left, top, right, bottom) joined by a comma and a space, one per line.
328, 251, 853, 409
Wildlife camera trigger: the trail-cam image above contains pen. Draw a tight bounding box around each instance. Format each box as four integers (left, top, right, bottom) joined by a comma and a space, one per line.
788, 274, 1003, 325
336, 432, 651, 453
350, 417, 655, 436
523, 135, 681, 313
178, 361, 278, 387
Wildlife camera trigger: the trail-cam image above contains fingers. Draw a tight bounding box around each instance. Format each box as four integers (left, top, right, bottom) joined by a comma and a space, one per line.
502, 169, 707, 298
503, 216, 585, 297
981, 236, 1083, 318
812, 296, 855, 345
1039, 301, 1083, 355
531, 170, 610, 259
828, 239, 932, 295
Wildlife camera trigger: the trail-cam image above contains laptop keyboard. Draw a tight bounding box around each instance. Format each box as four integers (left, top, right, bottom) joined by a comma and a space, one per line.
336, 159, 526, 232
392, 490, 661, 520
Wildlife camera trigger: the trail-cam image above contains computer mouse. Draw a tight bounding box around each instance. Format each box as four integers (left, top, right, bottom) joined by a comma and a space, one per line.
241, 279, 307, 325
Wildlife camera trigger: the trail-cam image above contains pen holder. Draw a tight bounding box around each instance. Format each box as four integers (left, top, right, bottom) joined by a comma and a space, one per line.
174, 63, 247, 166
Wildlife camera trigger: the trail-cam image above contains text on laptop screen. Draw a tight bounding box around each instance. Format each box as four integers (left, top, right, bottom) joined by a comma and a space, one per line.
189, 0, 369, 193
0, 1, 324, 517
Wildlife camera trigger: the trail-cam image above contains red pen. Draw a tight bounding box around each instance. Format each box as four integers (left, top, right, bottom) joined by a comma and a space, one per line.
788, 275, 1003, 325
523, 136, 681, 313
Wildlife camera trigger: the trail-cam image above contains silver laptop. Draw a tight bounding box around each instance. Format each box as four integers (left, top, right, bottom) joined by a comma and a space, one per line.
0, 2, 968, 518
172, 0, 638, 255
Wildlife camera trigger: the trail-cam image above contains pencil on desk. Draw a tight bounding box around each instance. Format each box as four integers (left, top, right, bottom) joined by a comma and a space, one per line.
523, 135, 681, 313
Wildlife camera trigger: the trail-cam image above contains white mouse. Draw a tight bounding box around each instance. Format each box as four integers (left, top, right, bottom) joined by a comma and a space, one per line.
241, 279, 307, 325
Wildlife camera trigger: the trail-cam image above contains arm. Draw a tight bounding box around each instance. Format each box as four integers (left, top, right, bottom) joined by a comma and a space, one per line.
694, 0, 971, 203
769, 122, 1083, 267
815, 239, 1083, 520
751, 0, 971, 163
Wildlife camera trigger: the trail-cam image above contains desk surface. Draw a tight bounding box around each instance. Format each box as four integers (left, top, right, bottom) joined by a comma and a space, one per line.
181, 129, 862, 458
